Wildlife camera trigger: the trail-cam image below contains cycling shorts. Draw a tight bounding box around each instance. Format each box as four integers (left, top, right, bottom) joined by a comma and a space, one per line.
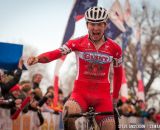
70, 80, 114, 122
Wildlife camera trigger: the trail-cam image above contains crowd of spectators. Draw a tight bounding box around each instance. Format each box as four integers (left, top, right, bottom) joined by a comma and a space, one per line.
117, 97, 160, 123
0, 58, 65, 126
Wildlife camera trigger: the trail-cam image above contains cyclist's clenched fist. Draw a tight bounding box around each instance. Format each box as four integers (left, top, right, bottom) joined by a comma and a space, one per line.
27, 56, 39, 66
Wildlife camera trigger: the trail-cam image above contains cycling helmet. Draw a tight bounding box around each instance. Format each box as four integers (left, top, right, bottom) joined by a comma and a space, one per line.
85, 6, 109, 23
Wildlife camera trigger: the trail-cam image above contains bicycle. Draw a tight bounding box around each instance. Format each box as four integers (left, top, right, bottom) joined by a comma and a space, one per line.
64, 106, 120, 130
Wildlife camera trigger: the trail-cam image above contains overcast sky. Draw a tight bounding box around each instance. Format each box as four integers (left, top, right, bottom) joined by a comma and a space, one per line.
0, 0, 159, 52
1, 0, 158, 52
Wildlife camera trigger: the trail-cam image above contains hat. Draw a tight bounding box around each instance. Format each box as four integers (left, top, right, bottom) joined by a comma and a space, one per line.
10, 84, 20, 92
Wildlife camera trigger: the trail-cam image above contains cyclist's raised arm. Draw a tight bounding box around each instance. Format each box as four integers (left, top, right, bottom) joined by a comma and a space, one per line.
27, 39, 78, 66
112, 43, 123, 103
37, 49, 65, 63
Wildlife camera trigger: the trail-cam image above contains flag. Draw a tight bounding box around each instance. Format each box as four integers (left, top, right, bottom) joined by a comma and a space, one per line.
136, 41, 143, 72
105, 19, 125, 39
136, 26, 145, 101
121, 22, 132, 51
105, 0, 126, 39
137, 71, 145, 101
53, 56, 66, 107
0, 42, 23, 71
53, 0, 98, 107
105, 0, 126, 98
62, 0, 98, 44
136, 40, 145, 101
121, 0, 133, 52
120, 66, 128, 102
124, 0, 132, 27
136, 26, 143, 72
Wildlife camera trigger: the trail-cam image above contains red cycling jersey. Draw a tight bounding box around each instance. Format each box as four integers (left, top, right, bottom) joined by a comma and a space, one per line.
38, 35, 122, 121
38, 35, 122, 99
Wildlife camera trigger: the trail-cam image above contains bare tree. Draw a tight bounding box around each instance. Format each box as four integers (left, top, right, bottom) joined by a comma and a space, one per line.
124, 4, 160, 101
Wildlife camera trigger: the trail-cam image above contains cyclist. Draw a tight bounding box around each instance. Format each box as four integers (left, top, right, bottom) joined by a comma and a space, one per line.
27, 6, 122, 130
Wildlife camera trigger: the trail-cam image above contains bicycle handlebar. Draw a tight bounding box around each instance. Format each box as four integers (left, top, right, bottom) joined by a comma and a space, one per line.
66, 111, 114, 118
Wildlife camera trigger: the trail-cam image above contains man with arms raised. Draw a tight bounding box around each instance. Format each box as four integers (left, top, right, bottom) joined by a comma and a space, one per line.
27, 6, 122, 130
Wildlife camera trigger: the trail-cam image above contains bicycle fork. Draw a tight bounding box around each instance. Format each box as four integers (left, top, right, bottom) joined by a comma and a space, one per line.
88, 116, 95, 130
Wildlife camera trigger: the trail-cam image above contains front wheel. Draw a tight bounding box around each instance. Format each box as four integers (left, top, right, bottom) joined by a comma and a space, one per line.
89, 126, 95, 130
88, 122, 95, 130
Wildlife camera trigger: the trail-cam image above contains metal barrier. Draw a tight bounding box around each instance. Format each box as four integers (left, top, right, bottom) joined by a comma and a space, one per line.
0, 108, 61, 130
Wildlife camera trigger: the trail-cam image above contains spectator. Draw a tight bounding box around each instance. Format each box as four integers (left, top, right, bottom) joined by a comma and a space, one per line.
0, 58, 23, 99
41, 92, 55, 113
32, 73, 43, 89
146, 107, 156, 121
9, 84, 23, 114
57, 88, 64, 110
20, 80, 32, 97
47, 85, 54, 94
44, 87, 64, 112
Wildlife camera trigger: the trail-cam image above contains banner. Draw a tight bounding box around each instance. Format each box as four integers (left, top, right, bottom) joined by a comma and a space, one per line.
136, 26, 145, 101
105, 0, 126, 39
0, 42, 23, 71
121, 0, 133, 52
